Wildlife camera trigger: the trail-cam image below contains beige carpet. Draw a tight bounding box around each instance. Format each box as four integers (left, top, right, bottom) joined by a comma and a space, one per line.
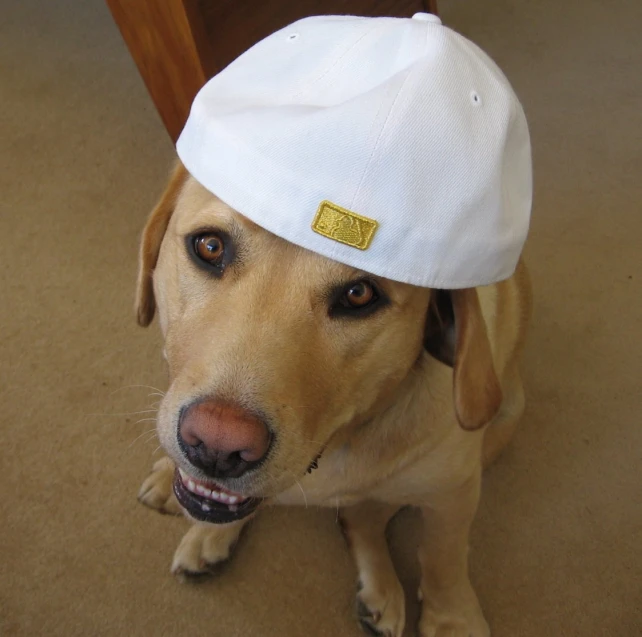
1, 0, 640, 635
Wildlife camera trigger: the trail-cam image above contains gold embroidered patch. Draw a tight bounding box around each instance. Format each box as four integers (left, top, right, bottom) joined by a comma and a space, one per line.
311, 201, 378, 250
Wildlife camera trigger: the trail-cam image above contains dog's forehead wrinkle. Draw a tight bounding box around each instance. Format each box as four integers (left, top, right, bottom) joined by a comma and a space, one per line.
235, 241, 333, 304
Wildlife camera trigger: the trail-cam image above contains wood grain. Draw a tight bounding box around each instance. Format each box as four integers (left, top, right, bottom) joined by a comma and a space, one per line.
107, 0, 438, 141
106, 0, 215, 141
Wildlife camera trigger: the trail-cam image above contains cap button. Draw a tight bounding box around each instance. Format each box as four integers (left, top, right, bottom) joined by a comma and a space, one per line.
412, 12, 442, 24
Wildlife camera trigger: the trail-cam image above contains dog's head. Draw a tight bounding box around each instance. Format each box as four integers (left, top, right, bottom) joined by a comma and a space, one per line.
136, 163, 501, 523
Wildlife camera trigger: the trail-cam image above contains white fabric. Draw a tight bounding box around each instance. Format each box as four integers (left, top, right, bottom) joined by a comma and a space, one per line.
177, 14, 532, 288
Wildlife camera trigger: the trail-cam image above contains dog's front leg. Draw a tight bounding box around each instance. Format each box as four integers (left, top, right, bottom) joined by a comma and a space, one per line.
138, 456, 183, 515
418, 473, 489, 637
339, 502, 405, 637
137, 457, 253, 577
171, 517, 252, 577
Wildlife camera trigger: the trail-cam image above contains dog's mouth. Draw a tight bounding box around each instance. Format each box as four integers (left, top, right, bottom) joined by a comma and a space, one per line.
173, 469, 263, 524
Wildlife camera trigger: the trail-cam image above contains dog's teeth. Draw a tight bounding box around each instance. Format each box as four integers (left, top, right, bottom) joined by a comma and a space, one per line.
180, 476, 246, 506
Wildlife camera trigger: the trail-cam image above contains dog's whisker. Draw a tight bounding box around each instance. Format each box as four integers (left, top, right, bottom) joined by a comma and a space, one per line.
133, 417, 158, 425
261, 470, 290, 501
135, 427, 158, 436
128, 428, 159, 449
285, 470, 309, 508
109, 384, 166, 397
88, 409, 159, 417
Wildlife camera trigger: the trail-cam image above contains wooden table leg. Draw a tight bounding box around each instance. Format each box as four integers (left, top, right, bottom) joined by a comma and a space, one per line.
106, 0, 215, 142
423, 0, 439, 14
106, 0, 439, 142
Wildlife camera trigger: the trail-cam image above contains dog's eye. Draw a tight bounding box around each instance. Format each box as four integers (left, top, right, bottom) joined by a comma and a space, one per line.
329, 279, 386, 318
342, 281, 376, 309
193, 233, 225, 266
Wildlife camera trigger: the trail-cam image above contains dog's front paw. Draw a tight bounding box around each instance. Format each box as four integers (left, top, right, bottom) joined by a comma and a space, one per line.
138, 457, 182, 515
356, 577, 405, 637
418, 584, 490, 637
171, 521, 246, 577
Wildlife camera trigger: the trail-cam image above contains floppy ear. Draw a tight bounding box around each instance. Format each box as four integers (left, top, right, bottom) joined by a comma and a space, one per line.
424, 288, 503, 430
135, 162, 189, 327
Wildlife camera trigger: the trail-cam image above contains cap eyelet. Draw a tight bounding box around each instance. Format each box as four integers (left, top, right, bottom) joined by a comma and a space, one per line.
287, 33, 300, 42
470, 91, 482, 106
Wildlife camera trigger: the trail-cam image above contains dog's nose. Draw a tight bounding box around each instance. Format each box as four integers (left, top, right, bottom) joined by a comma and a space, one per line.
178, 400, 271, 479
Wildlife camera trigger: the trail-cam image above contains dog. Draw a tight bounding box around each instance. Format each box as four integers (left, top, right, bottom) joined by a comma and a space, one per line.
135, 162, 532, 637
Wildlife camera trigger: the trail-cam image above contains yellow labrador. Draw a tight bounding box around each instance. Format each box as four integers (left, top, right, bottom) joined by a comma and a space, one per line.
136, 162, 531, 637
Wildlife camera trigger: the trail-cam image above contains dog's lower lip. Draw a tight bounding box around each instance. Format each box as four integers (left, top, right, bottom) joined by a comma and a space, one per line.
172, 469, 262, 524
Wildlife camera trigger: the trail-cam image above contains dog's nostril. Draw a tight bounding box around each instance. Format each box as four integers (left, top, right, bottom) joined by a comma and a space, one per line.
178, 399, 271, 479
216, 451, 244, 474
181, 430, 204, 448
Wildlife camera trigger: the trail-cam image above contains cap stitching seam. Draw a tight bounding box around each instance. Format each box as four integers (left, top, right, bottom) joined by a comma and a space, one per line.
349, 68, 414, 210
290, 21, 385, 101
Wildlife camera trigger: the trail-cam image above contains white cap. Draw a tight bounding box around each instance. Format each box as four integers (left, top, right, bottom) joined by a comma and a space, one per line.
177, 14, 532, 288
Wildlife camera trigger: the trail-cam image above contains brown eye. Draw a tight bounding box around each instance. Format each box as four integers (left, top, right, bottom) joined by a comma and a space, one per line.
330, 278, 387, 318
194, 233, 225, 265
343, 281, 376, 308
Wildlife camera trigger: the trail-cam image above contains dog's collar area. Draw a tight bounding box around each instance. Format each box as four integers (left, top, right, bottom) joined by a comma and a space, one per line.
173, 469, 262, 523
306, 449, 324, 474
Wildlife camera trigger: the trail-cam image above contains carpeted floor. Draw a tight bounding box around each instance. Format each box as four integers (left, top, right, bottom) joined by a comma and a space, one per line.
1, 1, 640, 635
